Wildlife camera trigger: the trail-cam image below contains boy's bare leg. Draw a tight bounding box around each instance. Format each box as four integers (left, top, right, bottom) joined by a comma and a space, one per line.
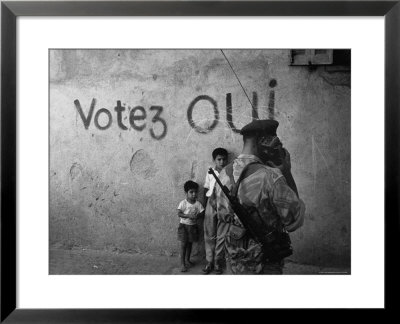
185, 243, 194, 266
180, 242, 187, 272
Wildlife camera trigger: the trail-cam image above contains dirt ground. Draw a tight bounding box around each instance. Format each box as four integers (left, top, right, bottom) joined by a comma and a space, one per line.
49, 248, 350, 275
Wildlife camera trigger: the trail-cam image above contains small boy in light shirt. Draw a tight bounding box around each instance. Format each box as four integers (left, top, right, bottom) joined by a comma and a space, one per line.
177, 180, 204, 272
202, 148, 228, 274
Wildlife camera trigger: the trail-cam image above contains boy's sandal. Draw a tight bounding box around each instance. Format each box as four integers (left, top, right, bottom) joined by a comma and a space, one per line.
202, 263, 213, 274
180, 266, 188, 272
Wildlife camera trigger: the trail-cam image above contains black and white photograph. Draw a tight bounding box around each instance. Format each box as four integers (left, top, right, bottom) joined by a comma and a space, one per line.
49, 49, 351, 275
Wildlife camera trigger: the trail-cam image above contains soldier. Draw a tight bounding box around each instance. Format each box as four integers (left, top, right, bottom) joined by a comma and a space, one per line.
215, 119, 305, 274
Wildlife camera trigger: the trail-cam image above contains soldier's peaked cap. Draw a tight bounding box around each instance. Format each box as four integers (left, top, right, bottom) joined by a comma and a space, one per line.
240, 119, 279, 136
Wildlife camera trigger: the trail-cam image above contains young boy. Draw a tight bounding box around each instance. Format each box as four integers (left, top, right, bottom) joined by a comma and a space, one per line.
177, 180, 204, 272
202, 148, 228, 274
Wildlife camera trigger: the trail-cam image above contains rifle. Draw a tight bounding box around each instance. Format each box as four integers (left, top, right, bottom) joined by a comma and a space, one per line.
208, 166, 293, 260
208, 167, 269, 245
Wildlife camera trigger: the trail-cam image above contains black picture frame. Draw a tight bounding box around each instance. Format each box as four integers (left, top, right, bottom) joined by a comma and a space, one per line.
1, 1, 398, 322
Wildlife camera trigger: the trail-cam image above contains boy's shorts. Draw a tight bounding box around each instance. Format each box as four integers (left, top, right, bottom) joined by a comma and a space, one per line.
177, 223, 199, 243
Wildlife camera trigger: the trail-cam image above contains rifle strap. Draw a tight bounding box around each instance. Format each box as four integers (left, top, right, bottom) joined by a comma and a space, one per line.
225, 161, 264, 198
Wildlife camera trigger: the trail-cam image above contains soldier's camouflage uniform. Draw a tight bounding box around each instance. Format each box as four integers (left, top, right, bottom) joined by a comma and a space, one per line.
216, 154, 305, 274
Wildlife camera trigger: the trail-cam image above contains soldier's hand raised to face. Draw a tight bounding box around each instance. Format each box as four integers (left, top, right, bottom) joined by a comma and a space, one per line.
266, 147, 291, 174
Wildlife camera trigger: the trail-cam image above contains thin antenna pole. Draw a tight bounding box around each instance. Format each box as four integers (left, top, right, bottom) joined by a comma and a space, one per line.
220, 49, 254, 109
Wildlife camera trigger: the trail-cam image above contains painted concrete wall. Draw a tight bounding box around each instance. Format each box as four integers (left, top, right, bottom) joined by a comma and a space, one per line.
50, 49, 350, 267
